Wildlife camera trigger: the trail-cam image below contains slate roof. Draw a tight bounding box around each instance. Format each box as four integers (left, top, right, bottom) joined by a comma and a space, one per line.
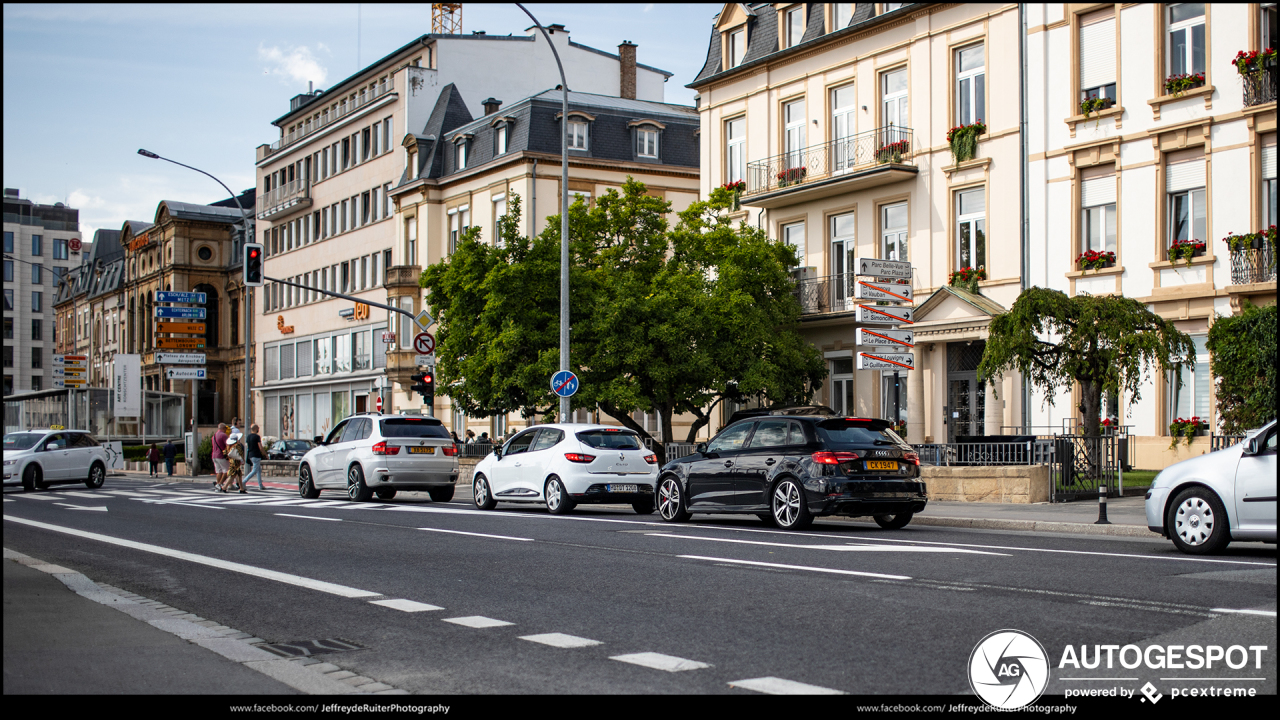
156, 201, 247, 225
88, 229, 123, 263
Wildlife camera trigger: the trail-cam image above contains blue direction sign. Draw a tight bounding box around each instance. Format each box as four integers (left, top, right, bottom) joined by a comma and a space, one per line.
155, 306, 207, 319
155, 290, 208, 304
551, 370, 579, 398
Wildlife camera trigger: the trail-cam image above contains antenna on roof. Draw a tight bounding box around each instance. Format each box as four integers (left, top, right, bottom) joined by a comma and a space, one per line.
433, 3, 462, 34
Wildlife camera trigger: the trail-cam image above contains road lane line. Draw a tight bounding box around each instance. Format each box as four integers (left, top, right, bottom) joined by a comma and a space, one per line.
10, 494, 59, 500
519, 633, 602, 648
610, 652, 710, 672
276, 513, 342, 522
139, 499, 226, 510
57, 491, 109, 499
678, 555, 911, 580
729, 676, 845, 695
370, 599, 443, 612
1210, 608, 1277, 617
645, 532, 1007, 556
443, 616, 513, 628
3, 516, 381, 599
417, 528, 534, 542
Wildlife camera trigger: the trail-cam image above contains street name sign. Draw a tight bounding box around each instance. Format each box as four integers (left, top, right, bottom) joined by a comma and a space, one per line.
856, 352, 915, 371
156, 321, 207, 335
155, 307, 207, 319
156, 353, 207, 365
166, 368, 208, 380
858, 327, 915, 347
853, 280, 914, 303
156, 338, 206, 350
855, 257, 912, 279
856, 304, 914, 324
155, 291, 207, 304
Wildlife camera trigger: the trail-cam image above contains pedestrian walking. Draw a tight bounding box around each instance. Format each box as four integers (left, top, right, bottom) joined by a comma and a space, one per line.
243, 424, 266, 491
164, 439, 177, 477
147, 443, 161, 477
212, 423, 229, 490
230, 417, 241, 435
224, 431, 246, 493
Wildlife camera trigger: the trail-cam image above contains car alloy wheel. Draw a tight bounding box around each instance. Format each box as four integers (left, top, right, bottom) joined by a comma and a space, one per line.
1170, 488, 1230, 554
545, 476, 575, 515
347, 464, 372, 502
85, 463, 105, 489
658, 476, 691, 522
299, 465, 320, 499
473, 474, 496, 510
771, 479, 812, 530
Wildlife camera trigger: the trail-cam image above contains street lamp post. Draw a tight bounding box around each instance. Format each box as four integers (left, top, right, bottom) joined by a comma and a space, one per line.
137, 149, 252, 458
516, 4, 571, 422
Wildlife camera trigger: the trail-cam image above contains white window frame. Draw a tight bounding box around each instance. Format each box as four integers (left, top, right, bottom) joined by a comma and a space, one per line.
455, 140, 468, 170
1167, 3, 1206, 78
725, 117, 746, 184
728, 28, 746, 68
882, 68, 908, 130
829, 356, 855, 416
955, 43, 985, 126
496, 124, 508, 156
785, 6, 805, 48
1167, 335, 1210, 426
782, 220, 805, 263
1262, 144, 1277, 229
637, 128, 659, 158
831, 84, 857, 172
834, 3, 853, 30
784, 98, 806, 169
492, 193, 507, 248
881, 371, 908, 425
568, 121, 589, 150
881, 202, 908, 262
830, 212, 855, 304
955, 187, 986, 271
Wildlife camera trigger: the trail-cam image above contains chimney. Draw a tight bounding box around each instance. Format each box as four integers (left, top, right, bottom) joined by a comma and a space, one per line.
482, 97, 502, 115
619, 41, 637, 100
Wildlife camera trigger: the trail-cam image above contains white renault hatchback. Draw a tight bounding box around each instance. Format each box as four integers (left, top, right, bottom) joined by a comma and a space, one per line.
471, 424, 659, 514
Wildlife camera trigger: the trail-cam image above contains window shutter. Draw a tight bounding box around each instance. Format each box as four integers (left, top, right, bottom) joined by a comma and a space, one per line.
1079, 18, 1116, 89
1166, 159, 1205, 192
1081, 176, 1116, 207
1263, 145, 1277, 179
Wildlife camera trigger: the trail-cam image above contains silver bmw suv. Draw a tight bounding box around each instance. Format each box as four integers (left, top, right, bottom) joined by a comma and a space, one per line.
297, 413, 460, 502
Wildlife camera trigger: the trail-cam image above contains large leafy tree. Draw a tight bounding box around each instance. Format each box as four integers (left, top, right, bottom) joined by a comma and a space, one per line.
1206, 301, 1276, 433
977, 287, 1195, 437
421, 179, 825, 462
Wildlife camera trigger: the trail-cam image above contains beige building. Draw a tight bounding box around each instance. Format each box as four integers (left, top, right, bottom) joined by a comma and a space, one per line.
689, 2, 1025, 443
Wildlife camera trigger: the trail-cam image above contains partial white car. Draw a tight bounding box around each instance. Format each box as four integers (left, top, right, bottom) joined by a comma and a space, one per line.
1145, 419, 1277, 554
471, 424, 659, 514
297, 413, 460, 502
3, 429, 110, 492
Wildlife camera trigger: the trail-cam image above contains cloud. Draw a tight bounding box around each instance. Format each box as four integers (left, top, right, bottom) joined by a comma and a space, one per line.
644, 4, 654, 11
258, 43, 328, 88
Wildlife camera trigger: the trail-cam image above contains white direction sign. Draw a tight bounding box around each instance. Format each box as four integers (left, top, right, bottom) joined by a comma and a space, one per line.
155, 353, 207, 365
853, 280, 913, 303
856, 352, 915, 371
857, 327, 915, 348
856, 304, 914, 324
414, 309, 435, 332
415, 354, 436, 367
855, 257, 912, 279
166, 368, 208, 380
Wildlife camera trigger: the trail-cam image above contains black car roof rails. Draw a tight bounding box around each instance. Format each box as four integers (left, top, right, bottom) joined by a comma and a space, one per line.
724, 404, 837, 426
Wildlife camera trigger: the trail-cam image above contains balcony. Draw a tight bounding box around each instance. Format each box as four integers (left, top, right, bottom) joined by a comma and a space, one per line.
257, 180, 312, 220
792, 272, 873, 316
744, 127, 917, 208
1229, 243, 1276, 285
1242, 64, 1277, 107
262, 77, 396, 158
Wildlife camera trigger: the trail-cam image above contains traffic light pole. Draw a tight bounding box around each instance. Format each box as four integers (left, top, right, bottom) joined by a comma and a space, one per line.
262, 276, 417, 323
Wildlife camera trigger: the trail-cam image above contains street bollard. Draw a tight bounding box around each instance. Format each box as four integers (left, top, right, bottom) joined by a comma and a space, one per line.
1095, 484, 1110, 524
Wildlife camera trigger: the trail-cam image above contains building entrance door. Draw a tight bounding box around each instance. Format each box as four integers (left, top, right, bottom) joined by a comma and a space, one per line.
946, 341, 986, 442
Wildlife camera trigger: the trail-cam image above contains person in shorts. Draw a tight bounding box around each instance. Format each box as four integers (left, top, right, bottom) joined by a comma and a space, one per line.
212, 423, 229, 490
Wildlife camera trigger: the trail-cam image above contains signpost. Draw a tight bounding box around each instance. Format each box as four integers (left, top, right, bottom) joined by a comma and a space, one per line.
856, 352, 916, 371
153, 290, 206, 471
415, 354, 435, 367
55, 355, 88, 387
156, 321, 207, 335
856, 327, 915, 348
854, 258, 915, 435
155, 306, 207, 319
551, 370, 579, 398
856, 257, 912, 279
155, 290, 208, 304
165, 367, 208, 380
853, 280, 914, 303
380, 331, 396, 344
414, 309, 435, 332
156, 353, 207, 365
155, 338, 207, 350
855, 304, 914, 324
413, 332, 436, 355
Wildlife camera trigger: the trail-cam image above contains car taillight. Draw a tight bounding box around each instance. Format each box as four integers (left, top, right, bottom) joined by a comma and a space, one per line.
564, 452, 596, 463
644, 454, 657, 464
811, 451, 860, 464
903, 451, 920, 466
372, 441, 399, 455
442, 444, 458, 456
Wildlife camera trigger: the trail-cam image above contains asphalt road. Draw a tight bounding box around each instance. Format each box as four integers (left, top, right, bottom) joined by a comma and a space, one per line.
4, 479, 1275, 697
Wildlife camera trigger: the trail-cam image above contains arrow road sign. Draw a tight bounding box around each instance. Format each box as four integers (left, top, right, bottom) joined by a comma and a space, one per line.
414, 309, 435, 332
853, 280, 914, 303
413, 332, 435, 354
155, 291, 207, 304
166, 368, 208, 380
856, 304, 914, 324
857, 327, 915, 348
155, 338, 206, 350
156, 321, 206, 334
551, 370, 579, 398
155, 306, 207, 319
856, 352, 915, 371
156, 353, 207, 365
856, 258, 912, 279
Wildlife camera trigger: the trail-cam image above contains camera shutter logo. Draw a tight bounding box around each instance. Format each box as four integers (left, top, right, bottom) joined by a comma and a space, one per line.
968, 629, 1050, 709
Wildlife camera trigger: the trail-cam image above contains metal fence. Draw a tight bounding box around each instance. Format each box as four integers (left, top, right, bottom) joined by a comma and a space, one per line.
912, 440, 1054, 467
1228, 244, 1276, 285
1242, 64, 1278, 107
1050, 434, 1118, 501
743, 126, 915, 197
458, 442, 496, 459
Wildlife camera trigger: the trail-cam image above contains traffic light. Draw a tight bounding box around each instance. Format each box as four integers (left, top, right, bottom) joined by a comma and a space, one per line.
243, 242, 264, 287
410, 371, 434, 404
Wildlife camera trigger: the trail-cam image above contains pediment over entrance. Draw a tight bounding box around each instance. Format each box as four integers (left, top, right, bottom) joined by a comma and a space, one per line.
911, 285, 1007, 339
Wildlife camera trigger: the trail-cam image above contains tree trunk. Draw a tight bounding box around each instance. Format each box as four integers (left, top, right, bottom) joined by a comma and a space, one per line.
1078, 378, 1103, 480
597, 400, 658, 462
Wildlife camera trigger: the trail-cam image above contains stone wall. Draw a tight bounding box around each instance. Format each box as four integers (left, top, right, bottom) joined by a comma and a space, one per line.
921, 465, 1050, 504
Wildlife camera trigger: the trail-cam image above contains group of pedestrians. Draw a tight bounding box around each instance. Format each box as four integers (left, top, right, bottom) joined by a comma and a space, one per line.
146, 439, 179, 477
210, 418, 266, 492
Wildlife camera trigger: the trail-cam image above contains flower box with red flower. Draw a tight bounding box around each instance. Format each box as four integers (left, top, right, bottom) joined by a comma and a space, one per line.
1164, 72, 1206, 97
1233, 48, 1278, 76
1076, 249, 1116, 271
876, 140, 911, 164
775, 166, 807, 188
1168, 238, 1206, 266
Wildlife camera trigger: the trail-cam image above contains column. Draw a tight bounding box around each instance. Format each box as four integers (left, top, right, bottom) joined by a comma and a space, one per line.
908, 344, 927, 443
984, 384, 1005, 436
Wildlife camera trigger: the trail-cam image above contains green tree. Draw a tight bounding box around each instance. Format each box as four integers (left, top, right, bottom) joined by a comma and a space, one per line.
978, 288, 1195, 438
1206, 301, 1277, 433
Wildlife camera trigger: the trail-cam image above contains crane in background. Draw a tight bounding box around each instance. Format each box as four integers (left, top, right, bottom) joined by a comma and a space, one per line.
433, 3, 462, 34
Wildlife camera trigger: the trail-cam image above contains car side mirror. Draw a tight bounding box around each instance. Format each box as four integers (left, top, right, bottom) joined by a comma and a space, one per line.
1244, 439, 1259, 456
313, 436, 324, 446
46, 443, 59, 451
493, 447, 503, 460
695, 442, 708, 455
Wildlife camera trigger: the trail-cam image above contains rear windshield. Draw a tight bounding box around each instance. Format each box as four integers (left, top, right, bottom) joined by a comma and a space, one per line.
576, 429, 643, 450
815, 422, 902, 447
285, 440, 312, 450
380, 419, 451, 439
4, 433, 46, 451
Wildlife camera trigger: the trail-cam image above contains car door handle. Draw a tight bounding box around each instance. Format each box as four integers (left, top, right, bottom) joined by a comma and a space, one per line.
514, 461, 522, 466
723, 460, 733, 467
765, 458, 776, 466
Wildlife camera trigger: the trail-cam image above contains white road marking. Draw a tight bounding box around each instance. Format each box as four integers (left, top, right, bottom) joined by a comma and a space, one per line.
275, 513, 341, 522
519, 632, 602, 648
1210, 608, 1277, 617
443, 616, 514, 628
56, 504, 108, 512
729, 676, 845, 695
139, 499, 225, 510
102, 491, 158, 497
679, 555, 911, 580
12, 494, 59, 500
55, 491, 106, 499
610, 652, 710, 672
3, 516, 381, 598
645, 532, 1007, 556
417, 528, 534, 542
370, 599, 443, 612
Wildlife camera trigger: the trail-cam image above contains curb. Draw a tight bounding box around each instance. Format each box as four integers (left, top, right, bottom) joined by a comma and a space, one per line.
910, 515, 1159, 538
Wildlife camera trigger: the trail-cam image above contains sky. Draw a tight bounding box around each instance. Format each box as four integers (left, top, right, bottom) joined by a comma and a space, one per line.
2, 3, 720, 247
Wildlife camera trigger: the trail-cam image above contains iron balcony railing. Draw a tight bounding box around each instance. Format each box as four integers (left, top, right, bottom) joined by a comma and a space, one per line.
1242, 64, 1277, 107
266, 78, 396, 156
792, 272, 912, 315
744, 126, 915, 197
1228, 243, 1276, 285
258, 179, 311, 219
1210, 434, 1246, 452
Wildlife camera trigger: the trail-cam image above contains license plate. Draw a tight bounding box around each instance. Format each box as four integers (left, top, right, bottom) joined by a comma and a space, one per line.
866, 460, 898, 471
408, 446, 435, 454
607, 484, 639, 493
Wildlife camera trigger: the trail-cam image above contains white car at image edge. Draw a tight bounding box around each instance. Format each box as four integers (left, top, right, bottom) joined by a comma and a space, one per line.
1145, 419, 1277, 554
472, 424, 659, 514
3, 429, 110, 491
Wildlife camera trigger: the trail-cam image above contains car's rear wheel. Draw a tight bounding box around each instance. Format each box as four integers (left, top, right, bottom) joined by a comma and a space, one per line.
375, 488, 397, 500
299, 465, 320, 499
347, 465, 373, 502
771, 478, 813, 530
545, 476, 575, 515
1169, 487, 1231, 554
22, 465, 40, 493
874, 512, 914, 530
658, 476, 691, 522
428, 486, 454, 503
85, 462, 106, 489
632, 499, 655, 515
473, 474, 496, 510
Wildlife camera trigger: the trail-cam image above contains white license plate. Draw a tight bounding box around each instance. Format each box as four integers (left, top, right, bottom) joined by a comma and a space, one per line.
607, 484, 639, 493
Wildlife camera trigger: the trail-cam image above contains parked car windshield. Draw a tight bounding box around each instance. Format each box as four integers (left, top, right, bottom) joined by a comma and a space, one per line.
284, 440, 313, 451
815, 421, 901, 447
576, 429, 642, 450
4, 432, 46, 451
380, 418, 451, 439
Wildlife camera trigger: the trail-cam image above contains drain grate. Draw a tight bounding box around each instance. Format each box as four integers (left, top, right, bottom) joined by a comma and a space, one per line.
257, 637, 366, 658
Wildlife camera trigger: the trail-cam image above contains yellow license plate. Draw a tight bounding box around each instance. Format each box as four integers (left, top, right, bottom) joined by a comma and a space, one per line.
866, 460, 898, 471
408, 446, 435, 454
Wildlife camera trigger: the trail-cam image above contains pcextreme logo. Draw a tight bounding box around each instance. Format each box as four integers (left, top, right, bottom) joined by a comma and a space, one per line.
969, 629, 1051, 709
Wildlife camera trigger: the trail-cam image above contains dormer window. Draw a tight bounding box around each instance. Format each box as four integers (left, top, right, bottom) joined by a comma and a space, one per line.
569, 121, 588, 150
453, 133, 473, 170
728, 28, 746, 68
784, 6, 805, 48
497, 124, 508, 155
629, 119, 666, 161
